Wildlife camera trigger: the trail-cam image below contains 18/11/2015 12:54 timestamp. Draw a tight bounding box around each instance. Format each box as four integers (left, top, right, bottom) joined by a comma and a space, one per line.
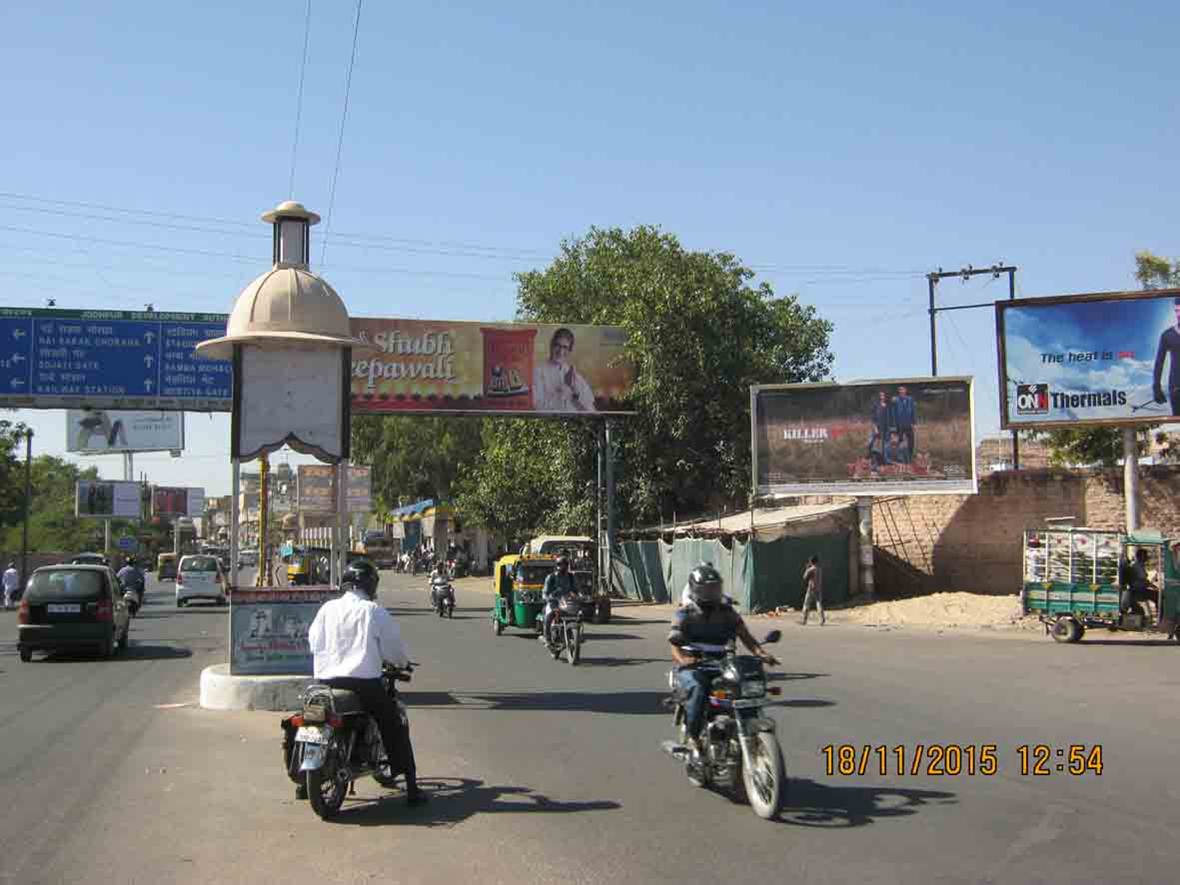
821, 745, 1104, 777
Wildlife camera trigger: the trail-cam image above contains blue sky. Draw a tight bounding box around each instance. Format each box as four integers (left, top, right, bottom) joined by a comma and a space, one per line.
3, 1, 1178, 494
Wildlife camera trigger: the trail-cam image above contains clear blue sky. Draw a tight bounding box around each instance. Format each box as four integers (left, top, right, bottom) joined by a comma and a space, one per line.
3, 1, 1178, 494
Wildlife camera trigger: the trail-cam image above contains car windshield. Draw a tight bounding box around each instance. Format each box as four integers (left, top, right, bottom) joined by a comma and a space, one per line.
183, 556, 219, 572
363, 532, 386, 545
73, 554, 105, 564
28, 569, 106, 601
517, 565, 554, 585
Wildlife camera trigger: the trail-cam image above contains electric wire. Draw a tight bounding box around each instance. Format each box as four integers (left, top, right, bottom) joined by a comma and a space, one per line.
321, 0, 363, 267
288, 0, 314, 199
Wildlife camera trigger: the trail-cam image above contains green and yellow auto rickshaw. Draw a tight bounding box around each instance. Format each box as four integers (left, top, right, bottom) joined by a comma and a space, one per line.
491, 554, 556, 636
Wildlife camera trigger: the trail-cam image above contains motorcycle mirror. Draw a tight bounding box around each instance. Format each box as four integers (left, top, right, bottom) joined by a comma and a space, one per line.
763, 629, 782, 644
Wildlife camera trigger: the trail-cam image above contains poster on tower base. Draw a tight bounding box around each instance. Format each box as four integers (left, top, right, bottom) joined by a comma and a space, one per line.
752, 377, 977, 497
997, 288, 1180, 429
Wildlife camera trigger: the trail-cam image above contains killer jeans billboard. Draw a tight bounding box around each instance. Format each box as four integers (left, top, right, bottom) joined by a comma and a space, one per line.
349, 318, 636, 416
997, 289, 1180, 428
752, 377, 977, 497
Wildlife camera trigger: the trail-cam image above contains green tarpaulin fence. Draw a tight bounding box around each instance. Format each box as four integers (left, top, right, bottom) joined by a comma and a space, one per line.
611, 531, 849, 614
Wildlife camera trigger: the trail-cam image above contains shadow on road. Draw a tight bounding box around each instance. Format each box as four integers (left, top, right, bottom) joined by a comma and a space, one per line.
403, 690, 671, 715
577, 656, 665, 668
777, 778, 957, 828
768, 672, 829, 682
336, 777, 622, 827
1072, 638, 1180, 647
32, 643, 194, 663
582, 633, 641, 641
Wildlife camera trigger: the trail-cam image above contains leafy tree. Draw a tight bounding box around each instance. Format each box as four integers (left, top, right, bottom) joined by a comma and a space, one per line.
351, 415, 483, 514
0, 420, 30, 529
1135, 251, 1180, 290
464, 225, 834, 528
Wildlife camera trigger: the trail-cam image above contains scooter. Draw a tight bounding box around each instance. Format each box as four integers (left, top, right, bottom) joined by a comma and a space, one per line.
430, 577, 455, 618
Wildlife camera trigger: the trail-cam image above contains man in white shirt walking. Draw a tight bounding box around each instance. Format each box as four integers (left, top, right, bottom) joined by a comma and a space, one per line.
3, 562, 20, 609
307, 560, 427, 806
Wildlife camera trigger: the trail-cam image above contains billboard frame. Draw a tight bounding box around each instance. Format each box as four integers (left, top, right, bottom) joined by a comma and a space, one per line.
75, 480, 143, 520
66, 409, 185, 455
995, 287, 1180, 430
751, 374, 978, 499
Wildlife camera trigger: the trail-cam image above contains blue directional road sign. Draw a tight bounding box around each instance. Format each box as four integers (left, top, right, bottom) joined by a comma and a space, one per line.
117, 536, 138, 552
0, 308, 232, 411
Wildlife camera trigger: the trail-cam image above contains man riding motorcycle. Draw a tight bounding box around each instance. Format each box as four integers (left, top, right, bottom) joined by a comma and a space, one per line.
669, 564, 779, 755
540, 556, 577, 645
306, 560, 427, 806
117, 556, 146, 605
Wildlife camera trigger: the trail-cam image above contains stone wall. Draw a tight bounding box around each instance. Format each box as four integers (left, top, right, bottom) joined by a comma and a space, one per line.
871, 466, 1180, 596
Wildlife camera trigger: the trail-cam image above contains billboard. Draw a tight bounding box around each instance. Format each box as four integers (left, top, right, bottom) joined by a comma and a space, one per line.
297, 465, 336, 512
229, 588, 338, 675
349, 318, 636, 415
346, 466, 372, 513
76, 480, 142, 519
997, 289, 1180, 428
67, 410, 184, 454
152, 486, 205, 518
752, 376, 977, 496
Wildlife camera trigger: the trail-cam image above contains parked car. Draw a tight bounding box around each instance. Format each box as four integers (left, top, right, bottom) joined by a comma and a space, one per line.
237, 549, 259, 568
175, 554, 227, 607
16, 564, 130, 662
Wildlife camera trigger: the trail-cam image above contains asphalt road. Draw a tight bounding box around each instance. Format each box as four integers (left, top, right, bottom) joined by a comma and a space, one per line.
2, 571, 1180, 884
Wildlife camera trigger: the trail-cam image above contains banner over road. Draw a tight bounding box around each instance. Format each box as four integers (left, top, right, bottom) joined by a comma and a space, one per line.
349, 318, 636, 416
0, 308, 231, 411
752, 376, 977, 497
76, 480, 142, 519
997, 289, 1180, 429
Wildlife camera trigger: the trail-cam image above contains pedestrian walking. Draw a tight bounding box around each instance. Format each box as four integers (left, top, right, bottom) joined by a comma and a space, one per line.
801, 555, 825, 625
3, 561, 21, 609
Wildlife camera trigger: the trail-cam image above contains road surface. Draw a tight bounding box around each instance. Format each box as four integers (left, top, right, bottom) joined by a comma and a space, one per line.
2, 571, 1179, 884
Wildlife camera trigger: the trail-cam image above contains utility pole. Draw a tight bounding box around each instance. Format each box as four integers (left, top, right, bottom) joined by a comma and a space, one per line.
927, 263, 1020, 469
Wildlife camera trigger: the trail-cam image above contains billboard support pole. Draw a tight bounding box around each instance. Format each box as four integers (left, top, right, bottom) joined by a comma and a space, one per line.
20, 429, 32, 586
928, 275, 938, 376
1008, 269, 1019, 470
105, 519, 111, 557
605, 419, 616, 597
857, 497, 875, 601
596, 423, 605, 596
1124, 427, 1140, 531
230, 460, 240, 592
257, 456, 269, 588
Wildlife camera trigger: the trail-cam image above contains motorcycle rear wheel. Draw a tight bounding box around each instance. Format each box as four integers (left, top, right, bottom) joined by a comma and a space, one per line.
307, 763, 348, 820
740, 732, 786, 820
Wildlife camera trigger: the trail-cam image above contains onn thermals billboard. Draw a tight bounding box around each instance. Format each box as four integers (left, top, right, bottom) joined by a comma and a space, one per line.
752, 377, 977, 497
997, 289, 1180, 428
349, 318, 635, 415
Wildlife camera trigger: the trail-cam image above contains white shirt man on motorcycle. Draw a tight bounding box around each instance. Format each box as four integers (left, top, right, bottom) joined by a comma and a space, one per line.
307, 560, 427, 807
540, 556, 577, 645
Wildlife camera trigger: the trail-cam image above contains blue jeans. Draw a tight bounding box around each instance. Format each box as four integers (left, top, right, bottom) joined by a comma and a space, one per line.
676, 668, 712, 739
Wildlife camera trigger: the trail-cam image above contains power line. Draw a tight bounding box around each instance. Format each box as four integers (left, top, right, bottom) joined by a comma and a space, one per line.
321, 0, 363, 267
288, 0, 314, 199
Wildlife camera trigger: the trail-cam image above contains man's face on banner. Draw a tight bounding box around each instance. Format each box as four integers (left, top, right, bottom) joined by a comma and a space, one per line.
1173, 302, 1180, 327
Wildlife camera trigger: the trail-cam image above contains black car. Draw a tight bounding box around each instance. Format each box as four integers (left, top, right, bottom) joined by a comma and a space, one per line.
17, 565, 131, 662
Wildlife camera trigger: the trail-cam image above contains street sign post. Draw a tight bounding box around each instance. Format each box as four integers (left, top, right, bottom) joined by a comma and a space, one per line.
0, 308, 231, 411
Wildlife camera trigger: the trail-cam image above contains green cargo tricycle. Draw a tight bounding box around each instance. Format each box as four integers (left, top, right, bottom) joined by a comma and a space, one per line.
1021, 527, 1180, 644
491, 555, 556, 636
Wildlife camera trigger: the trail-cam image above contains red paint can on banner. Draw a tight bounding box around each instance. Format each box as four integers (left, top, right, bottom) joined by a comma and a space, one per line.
481, 327, 537, 410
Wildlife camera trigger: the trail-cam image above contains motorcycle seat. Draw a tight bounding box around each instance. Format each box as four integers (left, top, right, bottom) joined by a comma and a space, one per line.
306, 689, 366, 715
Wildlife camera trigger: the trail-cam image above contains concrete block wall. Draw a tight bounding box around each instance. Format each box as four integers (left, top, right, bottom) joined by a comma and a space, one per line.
871, 466, 1180, 596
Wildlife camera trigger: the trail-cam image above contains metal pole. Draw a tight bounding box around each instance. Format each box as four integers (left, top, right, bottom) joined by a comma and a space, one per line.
1009, 268, 1020, 470
604, 420, 616, 596
928, 275, 938, 376
257, 456, 269, 587
596, 423, 605, 594
1123, 427, 1140, 531
20, 429, 32, 585
230, 459, 240, 591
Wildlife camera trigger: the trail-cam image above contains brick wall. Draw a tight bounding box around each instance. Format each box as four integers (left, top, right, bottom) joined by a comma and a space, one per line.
871, 466, 1180, 596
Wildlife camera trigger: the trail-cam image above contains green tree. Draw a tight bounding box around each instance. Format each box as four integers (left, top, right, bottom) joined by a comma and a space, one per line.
464, 225, 833, 527
1135, 251, 1180, 290
0, 420, 30, 529
351, 415, 484, 514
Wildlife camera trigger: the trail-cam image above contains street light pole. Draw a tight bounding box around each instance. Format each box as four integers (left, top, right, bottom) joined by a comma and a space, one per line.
20, 429, 33, 584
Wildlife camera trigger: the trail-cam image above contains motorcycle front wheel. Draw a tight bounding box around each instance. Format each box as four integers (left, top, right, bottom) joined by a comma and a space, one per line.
566, 626, 581, 665
740, 732, 786, 820
307, 754, 348, 820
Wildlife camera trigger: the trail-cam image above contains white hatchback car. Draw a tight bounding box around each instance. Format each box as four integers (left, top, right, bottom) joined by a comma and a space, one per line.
176, 554, 227, 607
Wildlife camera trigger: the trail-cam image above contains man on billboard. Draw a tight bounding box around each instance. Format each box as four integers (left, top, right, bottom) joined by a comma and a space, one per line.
74, 410, 127, 451
532, 328, 596, 413
1152, 298, 1180, 416
866, 391, 890, 466
891, 385, 916, 463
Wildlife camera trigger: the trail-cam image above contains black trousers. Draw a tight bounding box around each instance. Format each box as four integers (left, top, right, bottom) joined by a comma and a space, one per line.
325, 676, 417, 789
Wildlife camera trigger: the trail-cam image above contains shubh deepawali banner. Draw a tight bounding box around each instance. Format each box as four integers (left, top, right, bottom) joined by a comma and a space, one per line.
349, 318, 635, 415
752, 377, 977, 497
997, 289, 1180, 428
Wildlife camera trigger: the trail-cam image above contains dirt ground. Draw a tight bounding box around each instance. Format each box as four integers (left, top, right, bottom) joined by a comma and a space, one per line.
773, 591, 1041, 632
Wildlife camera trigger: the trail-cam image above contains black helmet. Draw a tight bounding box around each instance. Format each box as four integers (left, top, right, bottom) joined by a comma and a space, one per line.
342, 560, 380, 599
556, 556, 570, 571
688, 563, 724, 607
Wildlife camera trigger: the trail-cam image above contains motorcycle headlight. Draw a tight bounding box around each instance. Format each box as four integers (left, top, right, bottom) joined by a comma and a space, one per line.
741, 679, 766, 699
721, 662, 741, 683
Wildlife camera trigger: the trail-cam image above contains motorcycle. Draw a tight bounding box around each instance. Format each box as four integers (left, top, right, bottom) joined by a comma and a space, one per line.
542, 592, 586, 665
662, 630, 786, 820
430, 577, 455, 618
120, 572, 145, 617
281, 663, 415, 821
